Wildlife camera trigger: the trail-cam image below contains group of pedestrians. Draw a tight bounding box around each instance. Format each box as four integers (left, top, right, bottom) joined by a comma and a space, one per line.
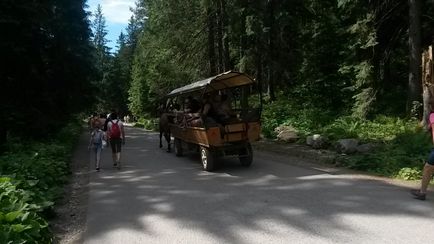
88, 112, 126, 171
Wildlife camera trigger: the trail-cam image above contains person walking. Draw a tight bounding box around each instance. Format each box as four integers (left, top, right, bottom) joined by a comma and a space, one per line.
107, 112, 125, 169
98, 113, 107, 131
88, 113, 99, 131
88, 122, 106, 171
411, 103, 434, 200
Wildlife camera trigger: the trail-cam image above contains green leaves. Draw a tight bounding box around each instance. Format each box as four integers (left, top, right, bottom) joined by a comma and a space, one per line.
262, 99, 429, 179
1, 0, 95, 142
5, 211, 21, 222
397, 167, 422, 180
0, 121, 81, 243
0, 178, 50, 243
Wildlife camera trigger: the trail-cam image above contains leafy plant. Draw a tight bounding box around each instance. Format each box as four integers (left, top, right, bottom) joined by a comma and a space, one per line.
0, 177, 52, 243
0, 121, 82, 243
135, 117, 158, 131
397, 167, 422, 180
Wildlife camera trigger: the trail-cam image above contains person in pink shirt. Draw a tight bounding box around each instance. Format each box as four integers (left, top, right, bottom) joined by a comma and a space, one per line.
411, 104, 434, 200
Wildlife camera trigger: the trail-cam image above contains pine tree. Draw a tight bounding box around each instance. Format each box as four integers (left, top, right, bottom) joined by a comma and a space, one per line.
92, 4, 110, 76
0, 0, 95, 145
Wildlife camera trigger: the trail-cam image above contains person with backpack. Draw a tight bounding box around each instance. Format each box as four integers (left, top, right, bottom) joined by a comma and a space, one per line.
88, 121, 106, 171
107, 112, 125, 169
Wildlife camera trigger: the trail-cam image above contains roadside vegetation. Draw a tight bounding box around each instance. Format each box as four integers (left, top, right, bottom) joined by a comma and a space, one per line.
134, 117, 159, 131
0, 121, 82, 243
1, 0, 434, 242
261, 98, 430, 180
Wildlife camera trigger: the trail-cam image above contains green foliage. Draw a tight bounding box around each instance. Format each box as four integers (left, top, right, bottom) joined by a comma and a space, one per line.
0, 0, 95, 143
340, 130, 430, 177
323, 116, 417, 141
263, 99, 418, 142
261, 98, 336, 138
135, 117, 159, 131
127, 0, 204, 118
338, 8, 377, 119
90, 5, 132, 115
122, 0, 434, 122
397, 167, 422, 180
335, 123, 429, 178
0, 121, 82, 243
262, 98, 430, 178
0, 177, 52, 243
92, 4, 110, 75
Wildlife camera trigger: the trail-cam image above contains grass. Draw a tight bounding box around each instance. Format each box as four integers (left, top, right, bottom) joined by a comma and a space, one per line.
262, 101, 430, 180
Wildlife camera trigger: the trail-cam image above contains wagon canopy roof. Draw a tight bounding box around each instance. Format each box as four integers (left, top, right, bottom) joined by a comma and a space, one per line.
167, 71, 255, 97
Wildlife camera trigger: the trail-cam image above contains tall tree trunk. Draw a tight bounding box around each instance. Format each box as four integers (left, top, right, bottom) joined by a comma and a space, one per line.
0, 126, 6, 152
407, 0, 422, 116
422, 45, 433, 128
220, 0, 231, 71
266, 0, 276, 101
216, 1, 224, 73
239, 3, 247, 72
256, 47, 263, 98
207, 7, 217, 76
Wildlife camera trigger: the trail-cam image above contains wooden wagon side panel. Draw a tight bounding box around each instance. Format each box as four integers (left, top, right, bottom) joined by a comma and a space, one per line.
247, 122, 261, 142
170, 124, 212, 147
206, 127, 223, 147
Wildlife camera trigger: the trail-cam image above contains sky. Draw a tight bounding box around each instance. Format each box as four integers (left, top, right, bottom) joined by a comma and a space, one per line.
87, 0, 136, 51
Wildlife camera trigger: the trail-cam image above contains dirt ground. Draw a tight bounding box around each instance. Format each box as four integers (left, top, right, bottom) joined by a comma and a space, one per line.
50, 133, 90, 244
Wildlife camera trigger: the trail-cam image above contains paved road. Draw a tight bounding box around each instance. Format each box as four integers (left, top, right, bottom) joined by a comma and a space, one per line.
82, 126, 434, 244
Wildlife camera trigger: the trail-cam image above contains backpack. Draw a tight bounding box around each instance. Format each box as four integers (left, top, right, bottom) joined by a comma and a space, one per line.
92, 129, 104, 144
110, 120, 121, 139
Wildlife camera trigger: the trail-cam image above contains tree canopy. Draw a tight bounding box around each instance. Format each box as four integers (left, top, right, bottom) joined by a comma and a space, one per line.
0, 0, 95, 144
126, 0, 434, 119
1, 0, 433, 145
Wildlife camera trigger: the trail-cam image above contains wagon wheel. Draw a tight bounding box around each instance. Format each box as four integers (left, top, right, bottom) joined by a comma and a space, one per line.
239, 143, 253, 167
200, 146, 215, 171
174, 138, 183, 157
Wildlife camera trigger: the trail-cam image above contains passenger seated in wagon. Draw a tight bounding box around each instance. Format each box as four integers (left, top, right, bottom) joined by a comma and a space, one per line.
180, 93, 216, 128
201, 92, 237, 126
214, 93, 237, 124
184, 96, 201, 113
181, 96, 203, 127
180, 92, 237, 128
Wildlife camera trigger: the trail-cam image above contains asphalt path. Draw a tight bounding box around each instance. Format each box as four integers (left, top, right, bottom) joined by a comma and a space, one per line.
81, 126, 434, 244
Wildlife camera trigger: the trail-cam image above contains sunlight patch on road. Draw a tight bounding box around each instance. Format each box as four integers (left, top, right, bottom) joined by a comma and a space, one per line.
231, 174, 279, 186
152, 203, 173, 213
296, 174, 339, 180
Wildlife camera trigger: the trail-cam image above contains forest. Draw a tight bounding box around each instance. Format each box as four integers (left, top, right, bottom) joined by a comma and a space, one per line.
1, 0, 433, 140
0, 0, 434, 242
2, 0, 434, 140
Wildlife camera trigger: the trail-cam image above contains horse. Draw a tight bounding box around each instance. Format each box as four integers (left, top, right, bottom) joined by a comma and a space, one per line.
159, 112, 172, 152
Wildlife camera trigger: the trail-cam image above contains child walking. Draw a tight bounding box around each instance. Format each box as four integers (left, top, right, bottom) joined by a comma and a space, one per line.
88, 122, 106, 171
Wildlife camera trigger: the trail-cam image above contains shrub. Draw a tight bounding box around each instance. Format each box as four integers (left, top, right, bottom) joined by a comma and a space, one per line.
261, 101, 429, 179
261, 100, 335, 138
0, 177, 52, 243
0, 120, 82, 242
135, 117, 158, 131
397, 167, 422, 180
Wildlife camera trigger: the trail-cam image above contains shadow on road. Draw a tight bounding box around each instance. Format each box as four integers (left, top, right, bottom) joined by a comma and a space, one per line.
82, 126, 434, 243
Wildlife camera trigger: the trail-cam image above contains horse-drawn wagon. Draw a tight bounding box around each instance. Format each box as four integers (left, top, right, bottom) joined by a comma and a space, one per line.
160, 71, 262, 171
